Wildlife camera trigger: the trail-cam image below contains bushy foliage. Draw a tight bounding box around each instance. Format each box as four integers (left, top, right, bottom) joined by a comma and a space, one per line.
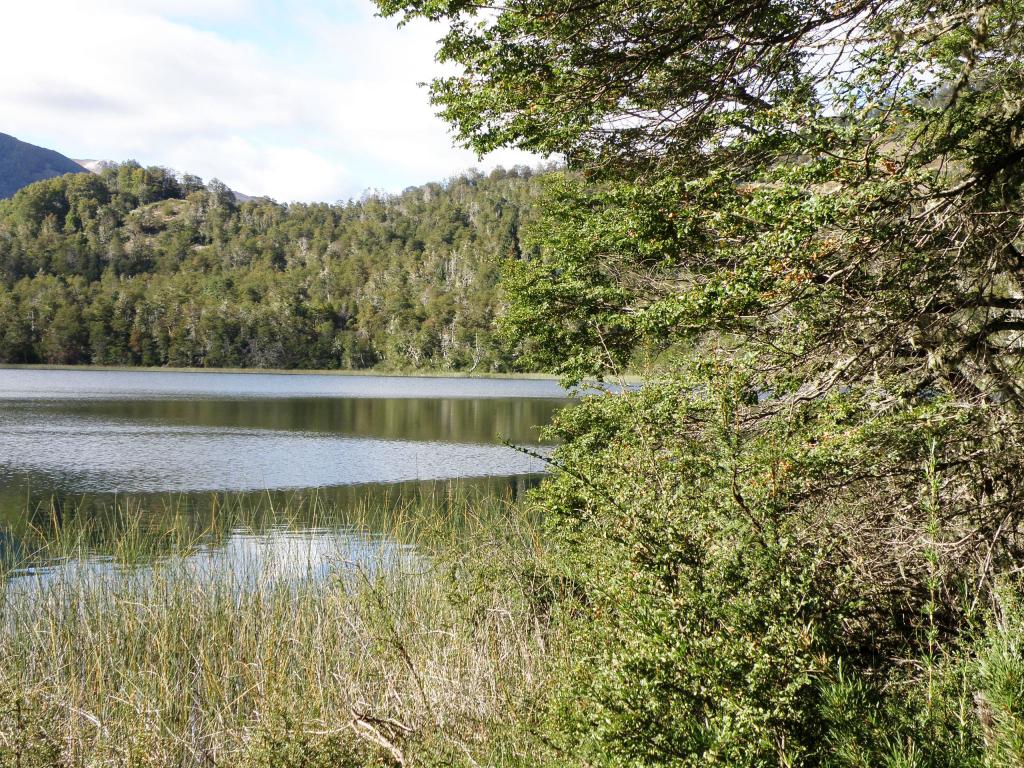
529, 373, 992, 765
375, 0, 1024, 761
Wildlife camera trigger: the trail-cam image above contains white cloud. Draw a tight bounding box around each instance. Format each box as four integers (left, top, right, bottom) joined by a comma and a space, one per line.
162, 137, 351, 203
0, 0, 539, 202
128, 0, 255, 18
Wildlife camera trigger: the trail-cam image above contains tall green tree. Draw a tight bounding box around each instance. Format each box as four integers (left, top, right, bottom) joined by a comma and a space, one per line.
377, 0, 1024, 763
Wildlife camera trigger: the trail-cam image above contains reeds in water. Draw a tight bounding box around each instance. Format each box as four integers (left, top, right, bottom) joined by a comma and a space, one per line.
0, 487, 560, 767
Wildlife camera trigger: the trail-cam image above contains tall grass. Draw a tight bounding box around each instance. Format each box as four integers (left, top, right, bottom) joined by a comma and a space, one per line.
0, 488, 561, 767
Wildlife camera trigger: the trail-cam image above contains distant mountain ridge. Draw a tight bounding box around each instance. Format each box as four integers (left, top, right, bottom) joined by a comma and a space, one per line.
1, 133, 257, 202
0, 132, 89, 199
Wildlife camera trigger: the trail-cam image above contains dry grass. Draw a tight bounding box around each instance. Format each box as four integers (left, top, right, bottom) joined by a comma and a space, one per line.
0, 492, 560, 767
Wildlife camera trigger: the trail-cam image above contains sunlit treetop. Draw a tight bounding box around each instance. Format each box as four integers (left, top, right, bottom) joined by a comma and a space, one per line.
378, 0, 1022, 181
379, 0, 1024, 408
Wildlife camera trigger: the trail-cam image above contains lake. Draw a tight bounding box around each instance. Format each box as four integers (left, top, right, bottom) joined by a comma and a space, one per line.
0, 369, 570, 578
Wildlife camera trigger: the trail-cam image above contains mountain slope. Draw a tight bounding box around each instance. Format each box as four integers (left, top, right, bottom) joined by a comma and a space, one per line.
0, 163, 544, 371
0, 132, 89, 199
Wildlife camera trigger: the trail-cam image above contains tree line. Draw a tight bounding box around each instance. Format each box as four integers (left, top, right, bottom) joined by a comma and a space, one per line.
0, 162, 545, 370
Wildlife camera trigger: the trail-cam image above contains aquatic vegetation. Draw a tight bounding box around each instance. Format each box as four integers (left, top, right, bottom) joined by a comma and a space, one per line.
0, 490, 562, 767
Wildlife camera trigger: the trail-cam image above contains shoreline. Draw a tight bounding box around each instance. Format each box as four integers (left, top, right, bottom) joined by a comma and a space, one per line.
0, 362, 560, 381
0, 363, 647, 385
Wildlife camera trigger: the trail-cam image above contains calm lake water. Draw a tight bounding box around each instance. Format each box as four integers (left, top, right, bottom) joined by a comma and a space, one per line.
0, 369, 570, 579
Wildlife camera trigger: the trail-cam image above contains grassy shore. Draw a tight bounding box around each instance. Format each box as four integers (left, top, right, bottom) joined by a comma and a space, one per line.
0, 492, 563, 767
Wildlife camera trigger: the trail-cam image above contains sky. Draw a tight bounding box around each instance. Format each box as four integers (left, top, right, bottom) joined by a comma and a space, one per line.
0, 0, 537, 202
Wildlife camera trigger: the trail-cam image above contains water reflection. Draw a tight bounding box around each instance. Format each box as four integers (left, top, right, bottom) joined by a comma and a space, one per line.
0, 369, 560, 580
1, 475, 539, 585
0, 422, 550, 493
24, 396, 564, 443
0, 368, 569, 400
6, 527, 417, 594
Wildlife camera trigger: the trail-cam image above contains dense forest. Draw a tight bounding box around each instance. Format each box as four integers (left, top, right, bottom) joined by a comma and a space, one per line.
0, 163, 544, 370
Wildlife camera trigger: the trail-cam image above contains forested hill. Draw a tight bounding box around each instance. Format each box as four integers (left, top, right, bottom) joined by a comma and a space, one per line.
0, 133, 89, 199
0, 163, 545, 371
